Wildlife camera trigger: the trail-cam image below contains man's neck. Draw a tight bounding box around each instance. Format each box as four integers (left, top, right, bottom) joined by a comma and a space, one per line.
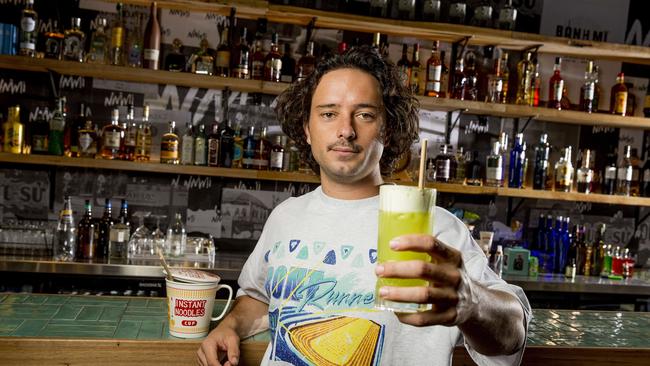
320, 169, 384, 200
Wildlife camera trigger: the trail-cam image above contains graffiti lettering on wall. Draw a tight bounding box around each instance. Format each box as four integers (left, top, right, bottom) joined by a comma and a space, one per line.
0, 170, 50, 220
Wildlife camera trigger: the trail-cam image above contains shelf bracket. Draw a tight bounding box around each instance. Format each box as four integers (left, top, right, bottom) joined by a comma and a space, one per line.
453, 36, 472, 56
304, 17, 316, 54
519, 116, 535, 133
445, 108, 466, 144
47, 69, 59, 99
521, 44, 543, 59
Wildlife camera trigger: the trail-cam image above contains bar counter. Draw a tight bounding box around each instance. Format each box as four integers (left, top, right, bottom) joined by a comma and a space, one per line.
1, 293, 649, 365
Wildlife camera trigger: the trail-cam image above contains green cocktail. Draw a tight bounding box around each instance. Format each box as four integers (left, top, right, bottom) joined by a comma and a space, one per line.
375, 185, 436, 313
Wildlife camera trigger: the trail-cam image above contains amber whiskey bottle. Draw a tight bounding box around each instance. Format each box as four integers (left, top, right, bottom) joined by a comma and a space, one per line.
160, 121, 180, 164
264, 33, 282, 82
77, 200, 96, 260
101, 109, 124, 160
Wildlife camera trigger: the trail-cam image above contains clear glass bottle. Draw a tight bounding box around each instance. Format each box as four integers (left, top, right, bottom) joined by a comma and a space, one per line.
508, 133, 526, 188
554, 146, 574, 192
485, 141, 503, 187
242, 126, 256, 169
579, 61, 596, 113
450, 58, 467, 100
532, 133, 550, 190
48, 97, 66, 156
576, 149, 594, 194
63, 18, 85, 62
603, 148, 617, 195
530, 59, 541, 106
448, 1, 467, 24
425, 40, 443, 97
487, 54, 506, 103
109, 199, 130, 260
123, 104, 137, 161
160, 121, 180, 164
434, 144, 457, 183
19, 0, 38, 57
193, 124, 208, 166
548, 57, 564, 110
126, 14, 143, 68
515, 52, 534, 105
497, 0, 517, 30
264, 33, 283, 82
616, 145, 633, 196
166, 212, 187, 257
191, 38, 214, 75
135, 104, 152, 161
180, 123, 195, 165
454, 146, 466, 184
43, 20, 64, 60
54, 196, 76, 261
641, 154, 650, 197
77, 120, 98, 158
630, 148, 641, 196
463, 55, 478, 101
101, 108, 123, 160
466, 151, 483, 186
110, 2, 126, 66
86, 17, 108, 64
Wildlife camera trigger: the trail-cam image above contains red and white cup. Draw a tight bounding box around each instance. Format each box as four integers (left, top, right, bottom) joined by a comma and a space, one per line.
165, 269, 233, 338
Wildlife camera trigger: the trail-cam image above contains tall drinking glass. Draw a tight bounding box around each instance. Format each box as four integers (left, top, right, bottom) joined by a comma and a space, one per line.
375, 185, 436, 313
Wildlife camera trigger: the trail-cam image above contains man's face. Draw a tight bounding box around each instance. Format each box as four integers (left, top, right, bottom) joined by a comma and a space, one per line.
304, 68, 385, 183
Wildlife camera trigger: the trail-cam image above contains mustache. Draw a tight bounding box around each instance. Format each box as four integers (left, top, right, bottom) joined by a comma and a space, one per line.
327, 140, 362, 152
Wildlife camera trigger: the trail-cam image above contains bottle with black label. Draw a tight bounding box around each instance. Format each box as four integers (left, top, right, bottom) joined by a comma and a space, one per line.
485, 141, 503, 187
207, 123, 221, 167
63, 18, 85, 62
602, 149, 617, 195
44, 20, 64, 60
219, 118, 235, 168
434, 144, 456, 183
270, 135, 285, 171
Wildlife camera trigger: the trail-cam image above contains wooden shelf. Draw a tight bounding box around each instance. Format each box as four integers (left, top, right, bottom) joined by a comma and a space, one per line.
106, 0, 267, 20
4, 153, 650, 207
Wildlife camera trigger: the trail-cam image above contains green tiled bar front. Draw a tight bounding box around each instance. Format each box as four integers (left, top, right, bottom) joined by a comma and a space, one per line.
2, 293, 650, 348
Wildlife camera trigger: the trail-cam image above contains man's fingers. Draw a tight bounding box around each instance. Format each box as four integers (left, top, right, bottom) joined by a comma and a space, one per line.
196, 348, 208, 366
391, 235, 462, 267
396, 306, 458, 327
377, 261, 461, 287
200, 339, 222, 366
225, 336, 241, 366
379, 285, 459, 306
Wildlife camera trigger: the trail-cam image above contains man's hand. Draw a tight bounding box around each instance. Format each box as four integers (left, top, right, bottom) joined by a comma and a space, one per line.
374, 234, 474, 327
197, 323, 240, 366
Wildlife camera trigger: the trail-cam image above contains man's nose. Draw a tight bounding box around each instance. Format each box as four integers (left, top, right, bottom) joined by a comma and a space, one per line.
337, 115, 356, 140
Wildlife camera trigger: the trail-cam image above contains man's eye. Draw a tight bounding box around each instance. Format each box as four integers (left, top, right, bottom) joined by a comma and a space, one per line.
357, 112, 375, 120
321, 112, 336, 119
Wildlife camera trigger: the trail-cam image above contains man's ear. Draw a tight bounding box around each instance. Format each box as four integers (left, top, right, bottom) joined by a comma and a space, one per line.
304, 122, 311, 145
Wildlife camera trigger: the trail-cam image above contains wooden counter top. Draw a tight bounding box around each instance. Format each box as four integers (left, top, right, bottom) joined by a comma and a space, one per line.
1, 293, 649, 365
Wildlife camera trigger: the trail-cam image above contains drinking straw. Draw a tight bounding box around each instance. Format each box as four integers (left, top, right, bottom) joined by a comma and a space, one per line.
418, 139, 428, 190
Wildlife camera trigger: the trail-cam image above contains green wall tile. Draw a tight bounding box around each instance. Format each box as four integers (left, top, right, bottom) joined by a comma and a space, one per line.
127, 298, 149, 308
0, 304, 59, 319
3, 294, 29, 304
137, 321, 164, 339
0, 318, 23, 333
76, 306, 103, 321
24, 295, 48, 305
68, 297, 128, 306
44, 296, 70, 305
100, 307, 125, 322
52, 304, 82, 320
11, 319, 48, 336
114, 320, 142, 339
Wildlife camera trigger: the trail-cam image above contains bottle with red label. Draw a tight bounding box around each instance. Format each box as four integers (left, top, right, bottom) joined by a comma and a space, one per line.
547, 57, 564, 110
610, 72, 628, 116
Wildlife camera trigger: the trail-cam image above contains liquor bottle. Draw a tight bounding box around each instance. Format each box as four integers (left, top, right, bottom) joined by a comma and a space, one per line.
397, 0, 416, 20
215, 28, 231, 77
43, 20, 64, 60
409, 43, 422, 94
338, 41, 349, 55
77, 200, 96, 260
593, 66, 603, 112
231, 124, 244, 169
180, 123, 194, 165
424, 41, 443, 97
397, 44, 410, 88
54, 196, 76, 261
530, 59, 541, 106
448, 1, 467, 24
485, 142, 504, 187
219, 118, 235, 168
207, 123, 221, 167
65, 103, 85, 158
166, 212, 187, 257
251, 39, 265, 80
231, 28, 250, 79
554, 146, 574, 192
19, 0, 38, 57
296, 41, 316, 81
576, 149, 594, 194
3, 106, 24, 154
463, 55, 478, 101
616, 145, 633, 196
497, 0, 517, 30
109, 199, 130, 260
270, 135, 285, 171
254, 127, 271, 170
96, 198, 114, 259
349, 0, 372, 15
465, 151, 483, 186
77, 119, 98, 158
602, 149, 617, 195
421, 0, 442, 21
31, 109, 49, 154
454, 146, 466, 184
370, 0, 388, 17
579, 61, 596, 113
48, 97, 66, 156
101, 109, 123, 160
486, 54, 506, 103
508, 133, 526, 188
143, 2, 161, 70
471, 1, 493, 28
126, 13, 143, 67
135, 105, 152, 161
165, 39, 186, 72
242, 126, 256, 169
86, 18, 108, 63
434, 144, 456, 183
280, 43, 296, 83
265, 33, 283, 82
191, 39, 214, 75
547, 57, 564, 110
610, 73, 628, 116
450, 58, 466, 100
193, 124, 208, 166
630, 148, 641, 196
641, 155, 650, 197
161, 121, 180, 164
515, 52, 534, 105
123, 105, 137, 160
62, 18, 85, 62
110, 3, 126, 66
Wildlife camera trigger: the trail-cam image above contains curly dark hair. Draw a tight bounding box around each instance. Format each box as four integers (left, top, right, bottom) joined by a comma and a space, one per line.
275, 45, 420, 176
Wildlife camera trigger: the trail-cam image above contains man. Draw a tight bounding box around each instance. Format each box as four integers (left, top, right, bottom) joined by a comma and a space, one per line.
198, 45, 530, 366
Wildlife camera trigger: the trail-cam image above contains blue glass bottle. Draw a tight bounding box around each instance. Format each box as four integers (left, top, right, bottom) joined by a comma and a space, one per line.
544, 214, 555, 273
242, 126, 256, 169
508, 133, 526, 188
553, 216, 563, 273
532, 133, 550, 190
560, 217, 572, 274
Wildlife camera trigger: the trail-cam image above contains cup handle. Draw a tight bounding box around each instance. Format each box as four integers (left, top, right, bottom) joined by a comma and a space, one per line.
211, 284, 234, 321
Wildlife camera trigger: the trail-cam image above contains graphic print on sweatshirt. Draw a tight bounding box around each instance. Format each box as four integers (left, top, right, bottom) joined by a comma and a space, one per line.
263, 238, 385, 366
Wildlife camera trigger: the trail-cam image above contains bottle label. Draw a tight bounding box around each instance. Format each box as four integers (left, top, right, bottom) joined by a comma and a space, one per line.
109, 228, 128, 242
161, 140, 179, 159
103, 131, 121, 148
111, 27, 124, 47
194, 138, 206, 164
633, 169, 639, 181
79, 133, 93, 151
45, 38, 62, 56
181, 136, 194, 164
60, 209, 73, 218
618, 166, 632, 181
552, 80, 564, 101
398, 0, 414, 11
605, 167, 617, 179
268, 59, 282, 81
19, 42, 36, 50
486, 167, 502, 180
280, 75, 293, 83
583, 83, 595, 100
21, 17, 35, 32
499, 9, 516, 22
144, 49, 160, 62
32, 135, 48, 152
435, 159, 451, 179
270, 151, 283, 169
449, 3, 466, 17
208, 138, 220, 165
252, 61, 264, 78
195, 59, 213, 75
615, 92, 628, 114
64, 36, 82, 60
232, 142, 243, 164
254, 158, 269, 168
643, 169, 650, 183
125, 127, 137, 147
216, 51, 230, 68
423, 1, 441, 14
428, 65, 441, 82
555, 166, 574, 185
